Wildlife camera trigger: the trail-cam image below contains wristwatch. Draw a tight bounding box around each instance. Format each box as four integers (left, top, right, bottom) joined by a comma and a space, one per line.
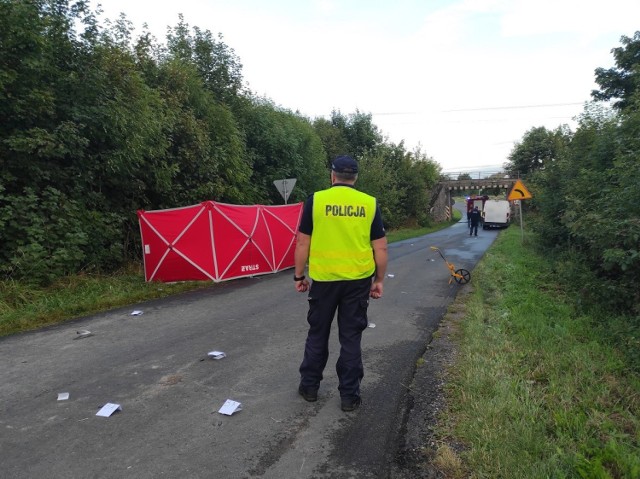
293, 274, 306, 281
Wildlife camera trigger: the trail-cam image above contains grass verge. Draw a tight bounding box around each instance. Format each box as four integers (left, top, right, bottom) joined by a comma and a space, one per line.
0, 211, 461, 337
434, 225, 640, 478
0, 267, 213, 337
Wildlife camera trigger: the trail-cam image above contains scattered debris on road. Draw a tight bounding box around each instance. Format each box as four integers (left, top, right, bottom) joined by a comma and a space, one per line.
218, 399, 242, 416
96, 403, 121, 417
73, 330, 93, 339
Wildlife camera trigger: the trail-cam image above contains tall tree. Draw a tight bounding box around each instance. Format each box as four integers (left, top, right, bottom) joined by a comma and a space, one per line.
403, 146, 440, 225
312, 116, 350, 163
240, 100, 327, 204
592, 31, 640, 111
356, 150, 402, 229
166, 16, 245, 107
505, 125, 571, 175
150, 58, 250, 206
192, 27, 244, 105
0, 0, 92, 195
329, 110, 383, 160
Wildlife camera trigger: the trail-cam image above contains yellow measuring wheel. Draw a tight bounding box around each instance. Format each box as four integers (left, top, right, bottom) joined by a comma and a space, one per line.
430, 246, 471, 285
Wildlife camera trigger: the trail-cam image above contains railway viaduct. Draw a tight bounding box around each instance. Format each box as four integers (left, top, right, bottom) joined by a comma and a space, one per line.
429, 177, 518, 222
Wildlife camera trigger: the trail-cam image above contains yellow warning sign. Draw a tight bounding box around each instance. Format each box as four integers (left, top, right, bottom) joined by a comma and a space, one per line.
507, 179, 533, 201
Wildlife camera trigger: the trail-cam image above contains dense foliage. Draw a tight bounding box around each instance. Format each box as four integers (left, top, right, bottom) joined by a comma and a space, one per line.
504, 32, 640, 318
0, 0, 440, 284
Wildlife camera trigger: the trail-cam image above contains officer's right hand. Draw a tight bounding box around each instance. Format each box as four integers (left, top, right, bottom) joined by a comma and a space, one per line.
295, 279, 310, 293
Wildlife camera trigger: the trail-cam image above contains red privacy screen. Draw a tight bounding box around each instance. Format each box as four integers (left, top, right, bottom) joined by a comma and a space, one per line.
137, 201, 303, 282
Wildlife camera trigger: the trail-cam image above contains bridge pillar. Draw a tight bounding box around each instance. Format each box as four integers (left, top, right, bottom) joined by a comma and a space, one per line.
427, 184, 453, 223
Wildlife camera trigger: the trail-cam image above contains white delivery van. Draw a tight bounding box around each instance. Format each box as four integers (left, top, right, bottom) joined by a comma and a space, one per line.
482, 199, 511, 229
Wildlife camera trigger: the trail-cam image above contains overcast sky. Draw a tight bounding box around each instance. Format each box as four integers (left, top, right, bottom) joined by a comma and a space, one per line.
94, 0, 639, 173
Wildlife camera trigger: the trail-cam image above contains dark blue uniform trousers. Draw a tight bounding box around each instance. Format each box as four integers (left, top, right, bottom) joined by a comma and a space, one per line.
299, 277, 371, 400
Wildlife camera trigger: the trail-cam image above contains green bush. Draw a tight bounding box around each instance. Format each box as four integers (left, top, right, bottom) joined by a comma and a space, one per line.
0, 186, 130, 285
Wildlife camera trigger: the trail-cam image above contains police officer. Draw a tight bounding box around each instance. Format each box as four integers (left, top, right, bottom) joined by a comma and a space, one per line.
293, 155, 388, 412
469, 206, 481, 236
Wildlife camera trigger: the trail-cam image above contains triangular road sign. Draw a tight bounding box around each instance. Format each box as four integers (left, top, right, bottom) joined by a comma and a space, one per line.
507, 179, 533, 201
273, 178, 297, 203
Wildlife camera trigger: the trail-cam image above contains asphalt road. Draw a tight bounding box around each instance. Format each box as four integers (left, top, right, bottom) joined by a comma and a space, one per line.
0, 209, 498, 479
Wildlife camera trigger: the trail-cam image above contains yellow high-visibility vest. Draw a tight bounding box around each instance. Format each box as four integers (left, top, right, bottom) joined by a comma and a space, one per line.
309, 186, 376, 281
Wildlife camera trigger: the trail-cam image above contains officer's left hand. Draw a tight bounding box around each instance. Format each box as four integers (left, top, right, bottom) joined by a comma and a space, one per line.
370, 280, 383, 299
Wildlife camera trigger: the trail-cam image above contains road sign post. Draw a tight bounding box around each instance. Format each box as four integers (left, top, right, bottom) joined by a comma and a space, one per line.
273, 178, 297, 204
507, 179, 533, 242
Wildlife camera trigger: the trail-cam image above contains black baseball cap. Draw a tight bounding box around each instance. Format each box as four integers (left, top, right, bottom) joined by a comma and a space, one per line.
331, 155, 358, 174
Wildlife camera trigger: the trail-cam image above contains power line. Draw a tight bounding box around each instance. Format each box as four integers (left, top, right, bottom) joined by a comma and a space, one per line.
372, 102, 584, 116
442, 102, 584, 113
376, 115, 575, 126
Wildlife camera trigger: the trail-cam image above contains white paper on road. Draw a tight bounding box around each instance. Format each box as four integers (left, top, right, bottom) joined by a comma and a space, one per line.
130, 310, 143, 316
96, 403, 122, 417
368, 323, 376, 328
57, 392, 69, 401
74, 330, 92, 339
387, 274, 395, 278
218, 399, 242, 415
208, 351, 226, 360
